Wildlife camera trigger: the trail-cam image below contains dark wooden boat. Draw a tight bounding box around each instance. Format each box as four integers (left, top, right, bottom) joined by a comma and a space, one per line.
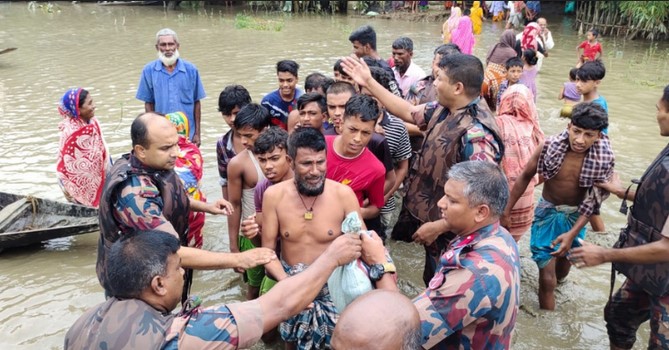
0, 192, 99, 250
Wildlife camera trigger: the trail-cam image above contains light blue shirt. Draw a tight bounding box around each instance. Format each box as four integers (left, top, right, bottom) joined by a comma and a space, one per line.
592, 95, 609, 134
136, 59, 206, 140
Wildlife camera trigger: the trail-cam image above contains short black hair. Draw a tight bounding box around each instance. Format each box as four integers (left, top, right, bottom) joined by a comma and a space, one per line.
277, 60, 299, 77
326, 81, 357, 96
438, 53, 484, 98
463, 8, 471, 16
569, 67, 578, 81
663, 85, 669, 106
522, 49, 538, 66
505, 57, 523, 70
218, 85, 252, 114
434, 43, 461, 56
131, 112, 154, 148
254, 126, 288, 155
298, 92, 327, 113
233, 103, 271, 131
588, 28, 599, 37
577, 60, 606, 81
349, 25, 377, 50
287, 126, 326, 160
369, 66, 393, 93
107, 230, 180, 298
392, 37, 413, 52
305, 72, 334, 94
571, 102, 609, 131
362, 56, 382, 69
344, 94, 379, 123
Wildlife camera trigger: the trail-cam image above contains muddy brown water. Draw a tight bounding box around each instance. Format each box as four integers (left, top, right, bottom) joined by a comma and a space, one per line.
1, 2, 668, 349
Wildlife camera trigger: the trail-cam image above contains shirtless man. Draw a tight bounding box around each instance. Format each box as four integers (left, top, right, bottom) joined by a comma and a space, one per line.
240, 127, 294, 297
226, 103, 271, 300
502, 102, 614, 310
261, 127, 363, 349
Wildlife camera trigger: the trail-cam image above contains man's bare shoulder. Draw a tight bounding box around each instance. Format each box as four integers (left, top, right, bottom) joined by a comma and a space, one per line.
228, 149, 250, 169
326, 179, 356, 197
264, 180, 293, 198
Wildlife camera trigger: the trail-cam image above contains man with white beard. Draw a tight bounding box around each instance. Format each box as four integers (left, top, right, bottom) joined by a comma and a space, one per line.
136, 28, 206, 146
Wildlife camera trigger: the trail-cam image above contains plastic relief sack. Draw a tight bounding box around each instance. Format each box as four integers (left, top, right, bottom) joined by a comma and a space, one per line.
327, 211, 373, 313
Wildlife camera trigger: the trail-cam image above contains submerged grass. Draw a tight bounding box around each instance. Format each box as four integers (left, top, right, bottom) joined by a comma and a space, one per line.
234, 13, 284, 32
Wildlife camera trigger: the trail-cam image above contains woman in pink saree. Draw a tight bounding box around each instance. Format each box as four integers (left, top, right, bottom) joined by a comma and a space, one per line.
165, 111, 207, 249
450, 14, 475, 54
441, 6, 461, 44
56, 88, 111, 208
496, 84, 544, 241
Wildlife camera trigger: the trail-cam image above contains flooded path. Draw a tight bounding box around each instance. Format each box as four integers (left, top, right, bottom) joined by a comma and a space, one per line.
1, 2, 668, 349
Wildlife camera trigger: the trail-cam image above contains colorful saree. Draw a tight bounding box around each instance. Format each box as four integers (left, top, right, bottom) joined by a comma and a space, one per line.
56, 88, 110, 208
495, 84, 544, 239
166, 112, 206, 248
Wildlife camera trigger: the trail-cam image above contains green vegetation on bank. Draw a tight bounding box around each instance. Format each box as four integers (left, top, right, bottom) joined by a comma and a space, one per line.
577, 1, 669, 40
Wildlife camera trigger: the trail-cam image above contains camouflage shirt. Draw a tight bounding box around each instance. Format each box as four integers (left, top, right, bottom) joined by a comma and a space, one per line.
65, 298, 264, 350
413, 222, 520, 349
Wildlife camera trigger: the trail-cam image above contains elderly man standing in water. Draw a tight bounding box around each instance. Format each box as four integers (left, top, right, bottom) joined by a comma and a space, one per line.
136, 28, 206, 146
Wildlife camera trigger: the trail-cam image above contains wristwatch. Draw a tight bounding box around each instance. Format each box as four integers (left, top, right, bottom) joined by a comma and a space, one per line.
369, 262, 396, 282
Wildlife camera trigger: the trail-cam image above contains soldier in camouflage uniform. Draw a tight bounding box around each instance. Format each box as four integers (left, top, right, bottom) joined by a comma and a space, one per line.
374, 161, 520, 349
413, 161, 519, 349
65, 229, 367, 350
341, 53, 504, 286
97, 112, 276, 299
570, 85, 669, 349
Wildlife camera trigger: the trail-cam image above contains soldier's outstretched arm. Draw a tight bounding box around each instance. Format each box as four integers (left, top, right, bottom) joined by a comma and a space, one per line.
178, 246, 276, 270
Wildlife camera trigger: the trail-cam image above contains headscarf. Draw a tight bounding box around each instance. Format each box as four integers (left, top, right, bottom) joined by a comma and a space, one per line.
496, 84, 542, 141
495, 84, 544, 196
447, 7, 462, 33
165, 111, 190, 138
521, 22, 541, 51
472, 1, 480, 9
57, 88, 109, 207
450, 16, 475, 55
58, 88, 83, 119
486, 29, 518, 64
166, 111, 204, 198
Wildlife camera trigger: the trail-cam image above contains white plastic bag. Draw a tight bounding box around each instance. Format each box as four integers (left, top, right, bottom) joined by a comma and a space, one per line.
327, 212, 373, 313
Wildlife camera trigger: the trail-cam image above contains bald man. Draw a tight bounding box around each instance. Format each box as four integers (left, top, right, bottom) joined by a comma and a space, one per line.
97, 112, 276, 300
331, 290, 421, 350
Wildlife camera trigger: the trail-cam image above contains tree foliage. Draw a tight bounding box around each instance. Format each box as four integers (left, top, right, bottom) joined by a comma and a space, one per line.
577, 1, 669, 40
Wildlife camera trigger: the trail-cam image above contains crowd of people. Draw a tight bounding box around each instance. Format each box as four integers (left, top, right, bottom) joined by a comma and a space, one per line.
56, 5, 669, 350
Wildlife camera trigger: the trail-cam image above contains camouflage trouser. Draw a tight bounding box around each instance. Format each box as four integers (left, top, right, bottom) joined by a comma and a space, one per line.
605, 279, 669, 349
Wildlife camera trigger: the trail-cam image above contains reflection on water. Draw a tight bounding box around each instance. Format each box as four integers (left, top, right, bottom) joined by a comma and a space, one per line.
1, 2, 667, 348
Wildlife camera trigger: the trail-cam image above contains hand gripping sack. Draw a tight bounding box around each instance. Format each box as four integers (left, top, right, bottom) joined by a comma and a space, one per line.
327, 212, 373, 312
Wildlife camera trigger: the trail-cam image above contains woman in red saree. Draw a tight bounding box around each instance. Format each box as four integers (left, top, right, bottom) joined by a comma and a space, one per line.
495, 84, 544, 241
165, 111, 206, 249
56, 88, 111, 208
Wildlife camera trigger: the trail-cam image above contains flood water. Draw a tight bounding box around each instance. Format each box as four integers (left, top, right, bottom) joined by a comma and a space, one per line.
1, 2, 668, 349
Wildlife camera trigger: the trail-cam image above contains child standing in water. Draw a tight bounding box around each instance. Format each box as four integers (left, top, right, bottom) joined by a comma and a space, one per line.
519, 49, 539, 101
558, 68, 581, 118
497, 57, 523, 106
576, 28, 602, 67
